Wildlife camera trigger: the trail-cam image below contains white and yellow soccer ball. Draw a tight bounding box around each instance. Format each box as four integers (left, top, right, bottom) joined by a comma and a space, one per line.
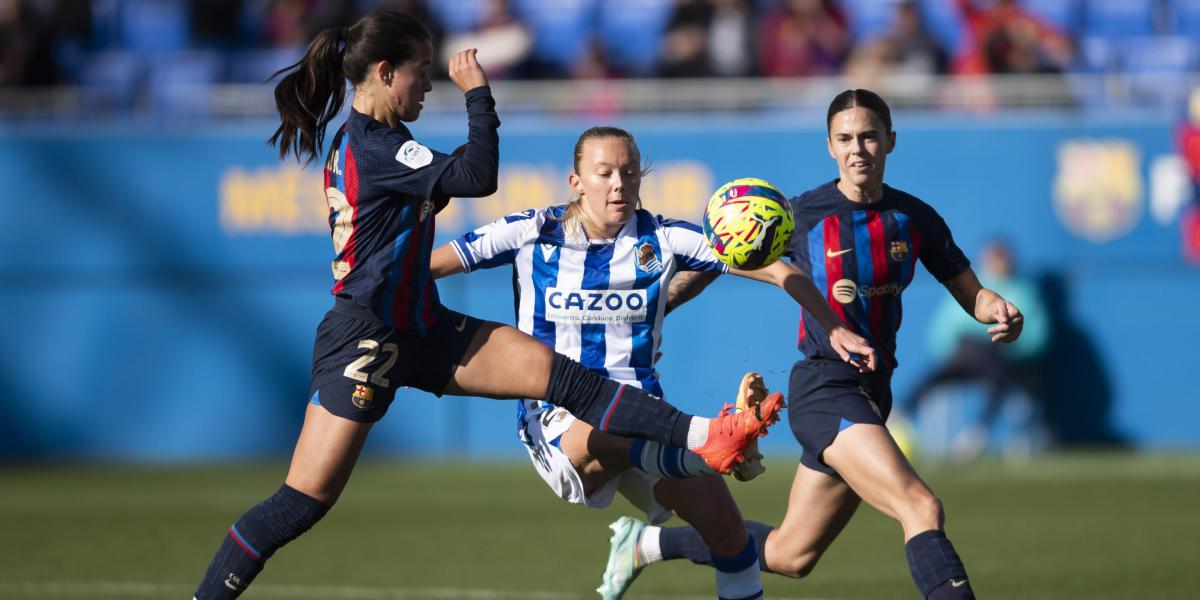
702, 178, 795, 270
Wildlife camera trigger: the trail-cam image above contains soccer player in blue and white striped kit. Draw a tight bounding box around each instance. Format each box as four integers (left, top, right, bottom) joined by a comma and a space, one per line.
192, 13, 785, 600
432, 126, 878, 600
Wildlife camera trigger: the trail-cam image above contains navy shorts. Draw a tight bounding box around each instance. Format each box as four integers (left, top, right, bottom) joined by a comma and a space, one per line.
787, 357, 894, 476
307, 302, 484, 423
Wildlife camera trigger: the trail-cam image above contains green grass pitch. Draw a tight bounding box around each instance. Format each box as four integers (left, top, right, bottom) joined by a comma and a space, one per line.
1, 453, 1198, 599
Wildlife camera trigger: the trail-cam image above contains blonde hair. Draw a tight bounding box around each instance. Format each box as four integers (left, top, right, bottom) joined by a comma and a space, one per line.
562, 126, 648, 241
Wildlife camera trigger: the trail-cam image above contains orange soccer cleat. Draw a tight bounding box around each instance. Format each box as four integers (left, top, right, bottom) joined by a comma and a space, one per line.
695, 384, 785, 475
732, 372, 769, 482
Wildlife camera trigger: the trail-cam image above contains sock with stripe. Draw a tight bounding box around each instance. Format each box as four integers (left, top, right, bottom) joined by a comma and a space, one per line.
193, 484, 330, 600
545, 353, 696, 447
712, 537, 763, 600
629, 439, 716, 478
659, 521, 776, 573
905, 529, 974, 599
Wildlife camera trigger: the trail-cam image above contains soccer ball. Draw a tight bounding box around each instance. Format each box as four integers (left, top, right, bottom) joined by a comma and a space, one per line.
702, 178, 795, 270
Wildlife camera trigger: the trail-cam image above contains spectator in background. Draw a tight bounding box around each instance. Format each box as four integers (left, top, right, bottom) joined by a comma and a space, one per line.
0, 0, 61, 86
900, 238, 1049, 459
440, 0, 529, 79
659, 0, 757, 78
844, 0, 947, 85
1179, 88, 1200, 262
1178, 87, 1200, 205
758, 0, 849, 78
953, 0, 1072, 76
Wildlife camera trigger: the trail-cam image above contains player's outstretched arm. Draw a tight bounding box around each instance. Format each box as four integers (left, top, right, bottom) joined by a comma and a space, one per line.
942, 268, 1024, 343
665, 271, 720, 314
430, 244, 466, 279
731, 260, 878, 371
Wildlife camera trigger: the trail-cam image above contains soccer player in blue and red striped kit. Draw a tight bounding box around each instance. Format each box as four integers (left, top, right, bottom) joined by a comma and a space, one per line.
600, 89, 1025, 599
191, 11, 782, 600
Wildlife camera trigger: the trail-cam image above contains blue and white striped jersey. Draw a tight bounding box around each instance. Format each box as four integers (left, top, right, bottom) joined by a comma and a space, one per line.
450, 205, 728, 395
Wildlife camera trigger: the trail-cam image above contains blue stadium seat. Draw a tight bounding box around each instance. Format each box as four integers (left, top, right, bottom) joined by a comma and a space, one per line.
842, 0, 906, 43
1121, 35, 1196, 74
425, 0, 488, 32
78, 51, 144, 110
596, 0, 673, 75
226, 47, 306, 84
119, 0, 191, 53
1081, 0, 1156, 38
511, 0, 598, 72
1169, 0, 1200, 37
147, 51, 223, 117
918, 0, 966, 57
1076, 35, 1117, 72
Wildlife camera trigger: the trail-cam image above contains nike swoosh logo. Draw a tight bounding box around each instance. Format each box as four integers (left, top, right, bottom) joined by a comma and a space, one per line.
455, 316, 468, 332
827, 248, 853, 258
950, 579, 968, 588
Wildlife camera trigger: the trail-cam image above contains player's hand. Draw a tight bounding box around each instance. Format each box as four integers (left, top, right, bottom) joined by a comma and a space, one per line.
987, 298, 1023, 343
829, 326, 877, 372
448, 48, 489, 93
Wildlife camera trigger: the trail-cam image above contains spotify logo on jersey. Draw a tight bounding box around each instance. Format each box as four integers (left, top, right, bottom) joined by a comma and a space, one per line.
832, 279, 858, 304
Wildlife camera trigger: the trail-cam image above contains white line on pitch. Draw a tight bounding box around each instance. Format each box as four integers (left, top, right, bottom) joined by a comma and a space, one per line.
0, 581, 844, 600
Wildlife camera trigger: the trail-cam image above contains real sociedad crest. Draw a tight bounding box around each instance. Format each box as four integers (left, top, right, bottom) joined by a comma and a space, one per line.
635, 241, 663, 275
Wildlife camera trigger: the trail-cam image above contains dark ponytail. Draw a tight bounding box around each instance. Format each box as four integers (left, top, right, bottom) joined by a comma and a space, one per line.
268, 11, 432, 164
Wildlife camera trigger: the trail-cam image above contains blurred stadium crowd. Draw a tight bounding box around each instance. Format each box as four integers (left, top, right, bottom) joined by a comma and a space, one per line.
1, 0, 1197, 105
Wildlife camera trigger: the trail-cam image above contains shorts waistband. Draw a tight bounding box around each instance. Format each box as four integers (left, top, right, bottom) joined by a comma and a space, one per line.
330, 298, 384, 323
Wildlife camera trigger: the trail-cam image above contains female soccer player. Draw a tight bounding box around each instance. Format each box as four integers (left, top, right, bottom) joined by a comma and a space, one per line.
600, 90, 1024, 600
430, 126, 878, 600
191, 12, 782, 600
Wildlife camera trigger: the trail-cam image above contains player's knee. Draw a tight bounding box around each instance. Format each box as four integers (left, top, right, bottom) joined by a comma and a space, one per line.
903, 487, 944, 530
771, 550, 821, 579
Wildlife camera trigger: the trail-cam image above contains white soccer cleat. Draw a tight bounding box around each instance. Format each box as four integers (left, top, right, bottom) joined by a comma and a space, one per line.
596, 516, 647, 600
731, 372, 769, 482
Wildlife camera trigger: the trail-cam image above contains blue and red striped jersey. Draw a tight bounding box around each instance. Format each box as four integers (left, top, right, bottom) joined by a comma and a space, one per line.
323, 109, 454, 334
787, 180, 970, 368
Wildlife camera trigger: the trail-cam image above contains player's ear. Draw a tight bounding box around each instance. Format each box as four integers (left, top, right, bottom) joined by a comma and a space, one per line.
568, 172, 583, 197
374, 60, 394, 86
887, 130, 897, 154
826, 136, 836, 159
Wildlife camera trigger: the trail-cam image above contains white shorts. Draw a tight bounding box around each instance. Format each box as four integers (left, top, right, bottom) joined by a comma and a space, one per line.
518, 400, 672, 525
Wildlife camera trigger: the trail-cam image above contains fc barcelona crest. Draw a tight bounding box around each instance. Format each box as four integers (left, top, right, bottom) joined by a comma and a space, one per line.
352, 384, 375, 410
889, 240, 909, 262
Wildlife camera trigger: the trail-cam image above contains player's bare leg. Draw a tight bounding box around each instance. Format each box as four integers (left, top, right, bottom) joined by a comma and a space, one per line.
821, 424, 940, 539
284, 402, 375, 504
761, 463, 861, 577
823, 423, 974, 597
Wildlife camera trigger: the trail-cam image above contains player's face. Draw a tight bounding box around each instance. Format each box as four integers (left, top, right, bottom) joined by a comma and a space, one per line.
387, 41, 434, 122
570, 137, 642, 238
826, 106, 895, 190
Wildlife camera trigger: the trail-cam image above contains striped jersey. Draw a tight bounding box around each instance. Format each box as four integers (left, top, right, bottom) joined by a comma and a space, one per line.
323, 108, 455, 334
451, 205, 729, 395
788, 180, 970, 368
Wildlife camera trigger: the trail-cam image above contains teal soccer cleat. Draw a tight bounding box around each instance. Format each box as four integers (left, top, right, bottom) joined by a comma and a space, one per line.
596, 516, 647, 600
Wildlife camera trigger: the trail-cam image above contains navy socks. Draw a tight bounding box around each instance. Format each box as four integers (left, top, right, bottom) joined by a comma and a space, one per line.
193, 484, 330, 600
905, 529, 974, 599
545, 353, 691, 447
660, 521, 776, 573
